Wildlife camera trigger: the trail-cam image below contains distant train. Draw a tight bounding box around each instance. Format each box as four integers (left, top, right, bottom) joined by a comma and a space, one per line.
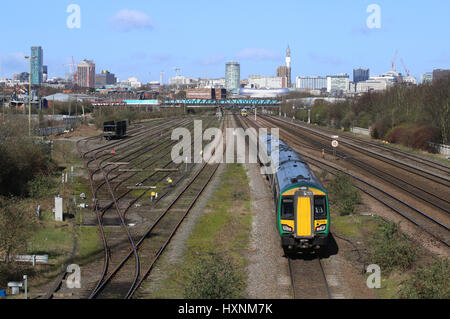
241, 109, 248, 117
103, 120, 127, 140
258, 134, 330, 252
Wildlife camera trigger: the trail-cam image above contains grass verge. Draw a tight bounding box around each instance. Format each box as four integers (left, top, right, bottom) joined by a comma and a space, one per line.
141, 163, 252, 299
317, 168, 447, 299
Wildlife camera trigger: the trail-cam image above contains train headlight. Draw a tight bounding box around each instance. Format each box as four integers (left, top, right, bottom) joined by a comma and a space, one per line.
316, 225, 327, 232
282, 225, 293, 232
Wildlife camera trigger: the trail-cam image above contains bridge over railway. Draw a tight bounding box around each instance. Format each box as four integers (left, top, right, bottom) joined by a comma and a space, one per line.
161, 98, 281, 107
92, 98, 282, 108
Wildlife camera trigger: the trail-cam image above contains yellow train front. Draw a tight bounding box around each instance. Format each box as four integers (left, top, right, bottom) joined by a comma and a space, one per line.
241, 108, 248, 117
259, 134, 330, 252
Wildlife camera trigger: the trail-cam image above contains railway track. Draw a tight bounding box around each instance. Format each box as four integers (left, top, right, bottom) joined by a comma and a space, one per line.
45, 119, 193, 299
239, 115, 450, 248
267, 116, 450, 187
288, 256, 331, 299
92, 120, 196, 215
277, 116, 450, 176
76, 115, 225, 299
86, 119, 207, 299
234, 114, 332, 299
255, 116, 450, 227
262, 117, 450, 216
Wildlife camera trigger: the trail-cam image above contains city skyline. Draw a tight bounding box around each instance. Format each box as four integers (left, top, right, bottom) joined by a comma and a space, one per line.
0, 0, 449, 82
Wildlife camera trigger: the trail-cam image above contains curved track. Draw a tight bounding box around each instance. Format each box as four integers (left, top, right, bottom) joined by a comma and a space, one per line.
75, 115, 224, 299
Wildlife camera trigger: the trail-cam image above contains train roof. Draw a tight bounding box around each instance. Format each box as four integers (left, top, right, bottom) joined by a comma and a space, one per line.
259, 134, 325, 193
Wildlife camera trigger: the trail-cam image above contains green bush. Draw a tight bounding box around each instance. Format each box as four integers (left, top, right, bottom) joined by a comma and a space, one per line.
400, 258, 450, 299
28, 174, 58, 198
0, 119, 56, 197
0, 198, 36, 264
369, 222, 417, 274
302, 77, 450, 145
328, 173, 361, 216
184, 253, 245, 299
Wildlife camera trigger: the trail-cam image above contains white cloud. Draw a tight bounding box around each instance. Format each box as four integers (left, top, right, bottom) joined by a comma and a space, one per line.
109, 9, 153, 32
235, 48, 281, 61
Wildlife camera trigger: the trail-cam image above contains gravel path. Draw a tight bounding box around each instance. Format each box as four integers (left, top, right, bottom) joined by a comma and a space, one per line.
244, 162, 292, 299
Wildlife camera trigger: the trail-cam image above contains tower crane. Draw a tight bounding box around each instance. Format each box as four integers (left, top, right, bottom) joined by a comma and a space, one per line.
62, 57, 77, 83
400, 58, 410, 77
72, 56, 77, 83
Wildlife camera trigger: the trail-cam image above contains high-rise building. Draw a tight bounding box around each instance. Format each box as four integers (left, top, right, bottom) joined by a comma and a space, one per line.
248, 75, 284, 89
277, 66, 289, 88
168, 76, 196, 86
77, 60, 96, 88
285, 45, 292, 88
225, 62, 240, 91
353, 68, 370, 83
95, 70, 117, 87
18, 72, 30, 83
327, 73, 350, 93
356, 80, 388, 93
296, 76, 327, 90
31, 46, 44, 85
43, 65, 48, 82
422, 72, 433, 84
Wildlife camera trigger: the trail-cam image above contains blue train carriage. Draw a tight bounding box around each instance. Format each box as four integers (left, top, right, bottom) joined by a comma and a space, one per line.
258, 134, 330, 251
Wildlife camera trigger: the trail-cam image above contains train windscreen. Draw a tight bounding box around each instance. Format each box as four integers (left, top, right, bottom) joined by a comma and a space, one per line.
281, 197, 295, 220
314, 196, 327, 219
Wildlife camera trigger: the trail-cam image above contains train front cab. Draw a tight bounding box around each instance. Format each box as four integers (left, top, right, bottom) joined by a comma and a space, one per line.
279, 186, 329, 251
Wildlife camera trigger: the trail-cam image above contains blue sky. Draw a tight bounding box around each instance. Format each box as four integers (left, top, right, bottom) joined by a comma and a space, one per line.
0, 0, 449, 82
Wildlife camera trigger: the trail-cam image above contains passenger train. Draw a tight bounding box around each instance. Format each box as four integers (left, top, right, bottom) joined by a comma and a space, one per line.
241, 109, 248, 117
258, 134, 330, 251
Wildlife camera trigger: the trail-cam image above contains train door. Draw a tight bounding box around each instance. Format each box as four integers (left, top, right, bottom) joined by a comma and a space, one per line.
295, 189, 314, 238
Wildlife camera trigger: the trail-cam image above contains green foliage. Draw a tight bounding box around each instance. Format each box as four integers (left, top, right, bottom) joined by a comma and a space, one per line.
0, 263, 35, 287
328, 173, 361, 216
0, 198, 36, 263
28, 174, 58, 198
369, 222, 417, 274
400, 258, 450, 299
0, 118, 56, 197
184, 253, 245, 299
307, 77, 450, 145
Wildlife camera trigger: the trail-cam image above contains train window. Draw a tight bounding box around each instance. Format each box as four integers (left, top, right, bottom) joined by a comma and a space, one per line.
281, 197, 295, 220
314, 196, 328, 219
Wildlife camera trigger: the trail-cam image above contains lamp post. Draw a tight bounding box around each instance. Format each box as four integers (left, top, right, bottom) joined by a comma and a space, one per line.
25, 55, 36, 136
23, 275, 28, 299
1, 84, 4, 121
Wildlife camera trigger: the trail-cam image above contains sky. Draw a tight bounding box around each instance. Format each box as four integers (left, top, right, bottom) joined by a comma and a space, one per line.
0, 0, 449, 83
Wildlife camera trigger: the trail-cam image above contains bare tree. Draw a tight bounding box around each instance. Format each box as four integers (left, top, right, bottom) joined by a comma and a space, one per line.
0, 200, 34, 263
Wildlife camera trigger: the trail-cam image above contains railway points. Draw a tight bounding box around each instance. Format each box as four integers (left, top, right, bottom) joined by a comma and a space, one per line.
72, 115, 225, 299
11, 110, 449, 302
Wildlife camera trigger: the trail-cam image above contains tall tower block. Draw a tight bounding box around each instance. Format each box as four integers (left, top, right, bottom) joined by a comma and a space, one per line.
286, 45, 292, 88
